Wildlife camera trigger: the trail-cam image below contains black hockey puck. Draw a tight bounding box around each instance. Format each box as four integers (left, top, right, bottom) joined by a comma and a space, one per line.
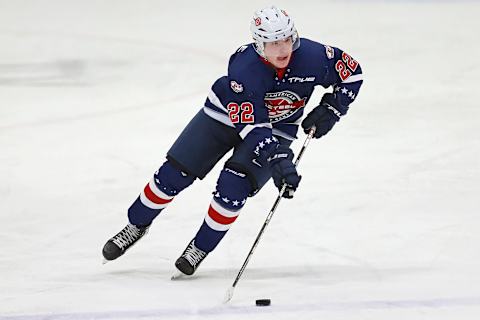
255, 299, 271, 306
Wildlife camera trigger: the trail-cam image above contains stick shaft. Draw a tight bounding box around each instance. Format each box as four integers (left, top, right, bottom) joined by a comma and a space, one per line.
226, 128, 316, 300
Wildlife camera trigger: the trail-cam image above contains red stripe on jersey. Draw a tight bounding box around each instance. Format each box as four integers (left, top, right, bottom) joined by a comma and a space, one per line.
144, 184, 173, 205
208, 205, 238, 225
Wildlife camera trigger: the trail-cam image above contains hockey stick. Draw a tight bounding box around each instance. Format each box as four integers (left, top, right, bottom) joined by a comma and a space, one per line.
223, 127, 316, 303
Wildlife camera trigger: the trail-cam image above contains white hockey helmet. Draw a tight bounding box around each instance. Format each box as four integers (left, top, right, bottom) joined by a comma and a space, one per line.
250, 6, 300, 58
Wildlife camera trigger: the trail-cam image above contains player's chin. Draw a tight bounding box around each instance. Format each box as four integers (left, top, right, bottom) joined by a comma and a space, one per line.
274, 55, 290, 68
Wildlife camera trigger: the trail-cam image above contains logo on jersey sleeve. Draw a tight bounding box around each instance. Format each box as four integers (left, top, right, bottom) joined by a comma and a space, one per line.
264, 90, 306, 123
230, 80, 244, 93
324, 45, 334, 59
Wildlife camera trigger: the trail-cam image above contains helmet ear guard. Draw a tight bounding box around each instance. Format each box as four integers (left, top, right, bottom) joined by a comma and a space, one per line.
250, 6, 300, 58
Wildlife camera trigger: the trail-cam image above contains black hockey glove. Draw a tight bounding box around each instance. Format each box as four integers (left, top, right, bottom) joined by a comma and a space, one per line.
301, 93, 347, 139
268, 145, 301, 199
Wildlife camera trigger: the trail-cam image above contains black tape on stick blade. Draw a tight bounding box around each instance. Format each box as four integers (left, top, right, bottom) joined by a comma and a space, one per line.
255, 299, 271, 306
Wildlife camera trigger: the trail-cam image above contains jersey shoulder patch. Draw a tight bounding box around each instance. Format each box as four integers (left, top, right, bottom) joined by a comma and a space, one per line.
324, 45, 334, 59
230, 80, 244, 93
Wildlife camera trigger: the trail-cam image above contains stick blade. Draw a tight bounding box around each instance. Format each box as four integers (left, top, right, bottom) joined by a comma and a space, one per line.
223, 286, 235, 304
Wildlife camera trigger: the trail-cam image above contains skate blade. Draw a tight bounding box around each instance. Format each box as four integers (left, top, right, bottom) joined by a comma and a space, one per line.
171, 270, 185, 280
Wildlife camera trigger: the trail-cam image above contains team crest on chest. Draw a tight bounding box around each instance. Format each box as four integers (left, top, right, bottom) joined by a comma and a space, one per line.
264, 90, 306, 123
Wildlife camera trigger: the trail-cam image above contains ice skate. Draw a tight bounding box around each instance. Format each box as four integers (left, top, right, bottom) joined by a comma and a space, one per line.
102, 223, 149, 262
174, 239, 208, 276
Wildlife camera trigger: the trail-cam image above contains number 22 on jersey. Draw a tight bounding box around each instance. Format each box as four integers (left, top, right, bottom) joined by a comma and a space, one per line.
227, 102, 255, 124
335, 52, 359, 81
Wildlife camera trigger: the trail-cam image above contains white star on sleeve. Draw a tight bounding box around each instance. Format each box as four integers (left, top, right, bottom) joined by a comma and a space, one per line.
222, 197, 230, 203
348, 91, 353, 98
335, 86, 340, 92
241, 199, 246, 205
341, 87, 348, 94
265, 138, 272, 144
232, 200, 239, 206
259, 141, 265, 148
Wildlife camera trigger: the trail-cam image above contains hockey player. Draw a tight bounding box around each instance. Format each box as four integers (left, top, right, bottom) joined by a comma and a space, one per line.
102, 6, 363, 276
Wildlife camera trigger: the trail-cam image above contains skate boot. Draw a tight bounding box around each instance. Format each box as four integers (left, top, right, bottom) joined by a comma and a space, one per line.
175, 239, 208, 275
102, 223, 149, 261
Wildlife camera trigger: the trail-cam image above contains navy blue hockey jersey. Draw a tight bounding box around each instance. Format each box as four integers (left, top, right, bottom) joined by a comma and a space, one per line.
203, 38, 363, 142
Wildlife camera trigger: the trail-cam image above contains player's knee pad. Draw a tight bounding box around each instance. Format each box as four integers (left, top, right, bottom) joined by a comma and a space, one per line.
154, 160, 196, 197
225, 159, 271, 198
214, 166, 252, 211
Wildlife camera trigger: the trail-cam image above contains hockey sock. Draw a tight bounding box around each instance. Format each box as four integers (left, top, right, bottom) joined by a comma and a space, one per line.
194, 167, 251, 252
128, 160, 195, 226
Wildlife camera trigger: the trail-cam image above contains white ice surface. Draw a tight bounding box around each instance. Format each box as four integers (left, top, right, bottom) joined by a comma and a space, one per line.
1, 0, 480, 319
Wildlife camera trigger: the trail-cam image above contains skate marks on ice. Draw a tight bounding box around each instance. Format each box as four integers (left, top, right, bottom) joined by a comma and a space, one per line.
0, 30, 217, 132
104, 262, 431, 283
2, 296, 480, 320
0, 60, 91, 87
0, 29, 222, 87
190, 264, 424, 284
